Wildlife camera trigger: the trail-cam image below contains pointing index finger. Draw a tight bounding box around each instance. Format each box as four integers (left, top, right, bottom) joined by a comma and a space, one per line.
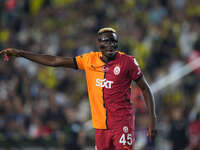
0, 50, 3, 55
0, 49, 9, 54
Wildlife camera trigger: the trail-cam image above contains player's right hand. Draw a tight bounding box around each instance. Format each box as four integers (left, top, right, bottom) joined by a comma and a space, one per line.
0, 48, 20, 57
147, 116, 157, 142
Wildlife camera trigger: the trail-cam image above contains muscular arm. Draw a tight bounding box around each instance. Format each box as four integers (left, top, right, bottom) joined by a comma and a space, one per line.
135, 75, 157, 141
19, 50, 76, 68
136, 75, 156, 117
1, 48, 76, 69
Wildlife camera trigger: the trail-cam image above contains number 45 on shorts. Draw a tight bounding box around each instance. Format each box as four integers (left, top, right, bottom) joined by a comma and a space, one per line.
119, 133, 133, 146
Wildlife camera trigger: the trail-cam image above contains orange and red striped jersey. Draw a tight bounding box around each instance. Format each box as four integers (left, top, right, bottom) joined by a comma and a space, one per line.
74, 51, 142, 129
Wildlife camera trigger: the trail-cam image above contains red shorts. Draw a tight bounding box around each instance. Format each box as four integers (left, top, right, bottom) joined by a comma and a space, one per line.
95, 121, 135, 150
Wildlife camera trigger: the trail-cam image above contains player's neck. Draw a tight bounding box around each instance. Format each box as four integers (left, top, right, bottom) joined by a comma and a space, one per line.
101, 54, 116, 63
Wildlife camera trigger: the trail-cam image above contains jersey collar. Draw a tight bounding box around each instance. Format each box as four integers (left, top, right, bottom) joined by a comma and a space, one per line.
89, 51, 120, 70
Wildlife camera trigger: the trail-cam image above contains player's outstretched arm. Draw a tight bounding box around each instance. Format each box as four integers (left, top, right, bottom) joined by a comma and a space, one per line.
0, 48, 76, 68
135, 75, 157, 142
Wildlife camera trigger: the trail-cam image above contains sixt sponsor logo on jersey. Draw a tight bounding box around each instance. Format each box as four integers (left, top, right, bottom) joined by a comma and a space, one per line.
96, 78, 114, 89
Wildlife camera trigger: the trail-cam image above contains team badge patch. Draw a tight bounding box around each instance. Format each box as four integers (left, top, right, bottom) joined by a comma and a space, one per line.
114, 66, 120, 75
123, 126, 128, 133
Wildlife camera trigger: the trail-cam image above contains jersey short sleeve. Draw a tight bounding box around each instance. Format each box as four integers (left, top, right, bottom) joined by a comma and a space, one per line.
74, 53, 90, 70
128, 57, 143, 81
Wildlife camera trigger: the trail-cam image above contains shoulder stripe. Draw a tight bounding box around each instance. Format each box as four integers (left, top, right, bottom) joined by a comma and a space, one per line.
73, 57, 78, 69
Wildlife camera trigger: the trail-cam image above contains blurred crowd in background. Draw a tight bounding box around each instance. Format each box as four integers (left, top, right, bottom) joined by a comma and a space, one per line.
0, 0, 200, 150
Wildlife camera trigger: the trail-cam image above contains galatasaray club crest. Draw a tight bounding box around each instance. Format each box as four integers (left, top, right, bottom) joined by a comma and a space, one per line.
114, 65, 120, 75
123, 126, 128, 133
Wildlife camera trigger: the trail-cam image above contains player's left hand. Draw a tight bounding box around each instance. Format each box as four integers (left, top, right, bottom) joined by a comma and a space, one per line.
147, 116, 157, 142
